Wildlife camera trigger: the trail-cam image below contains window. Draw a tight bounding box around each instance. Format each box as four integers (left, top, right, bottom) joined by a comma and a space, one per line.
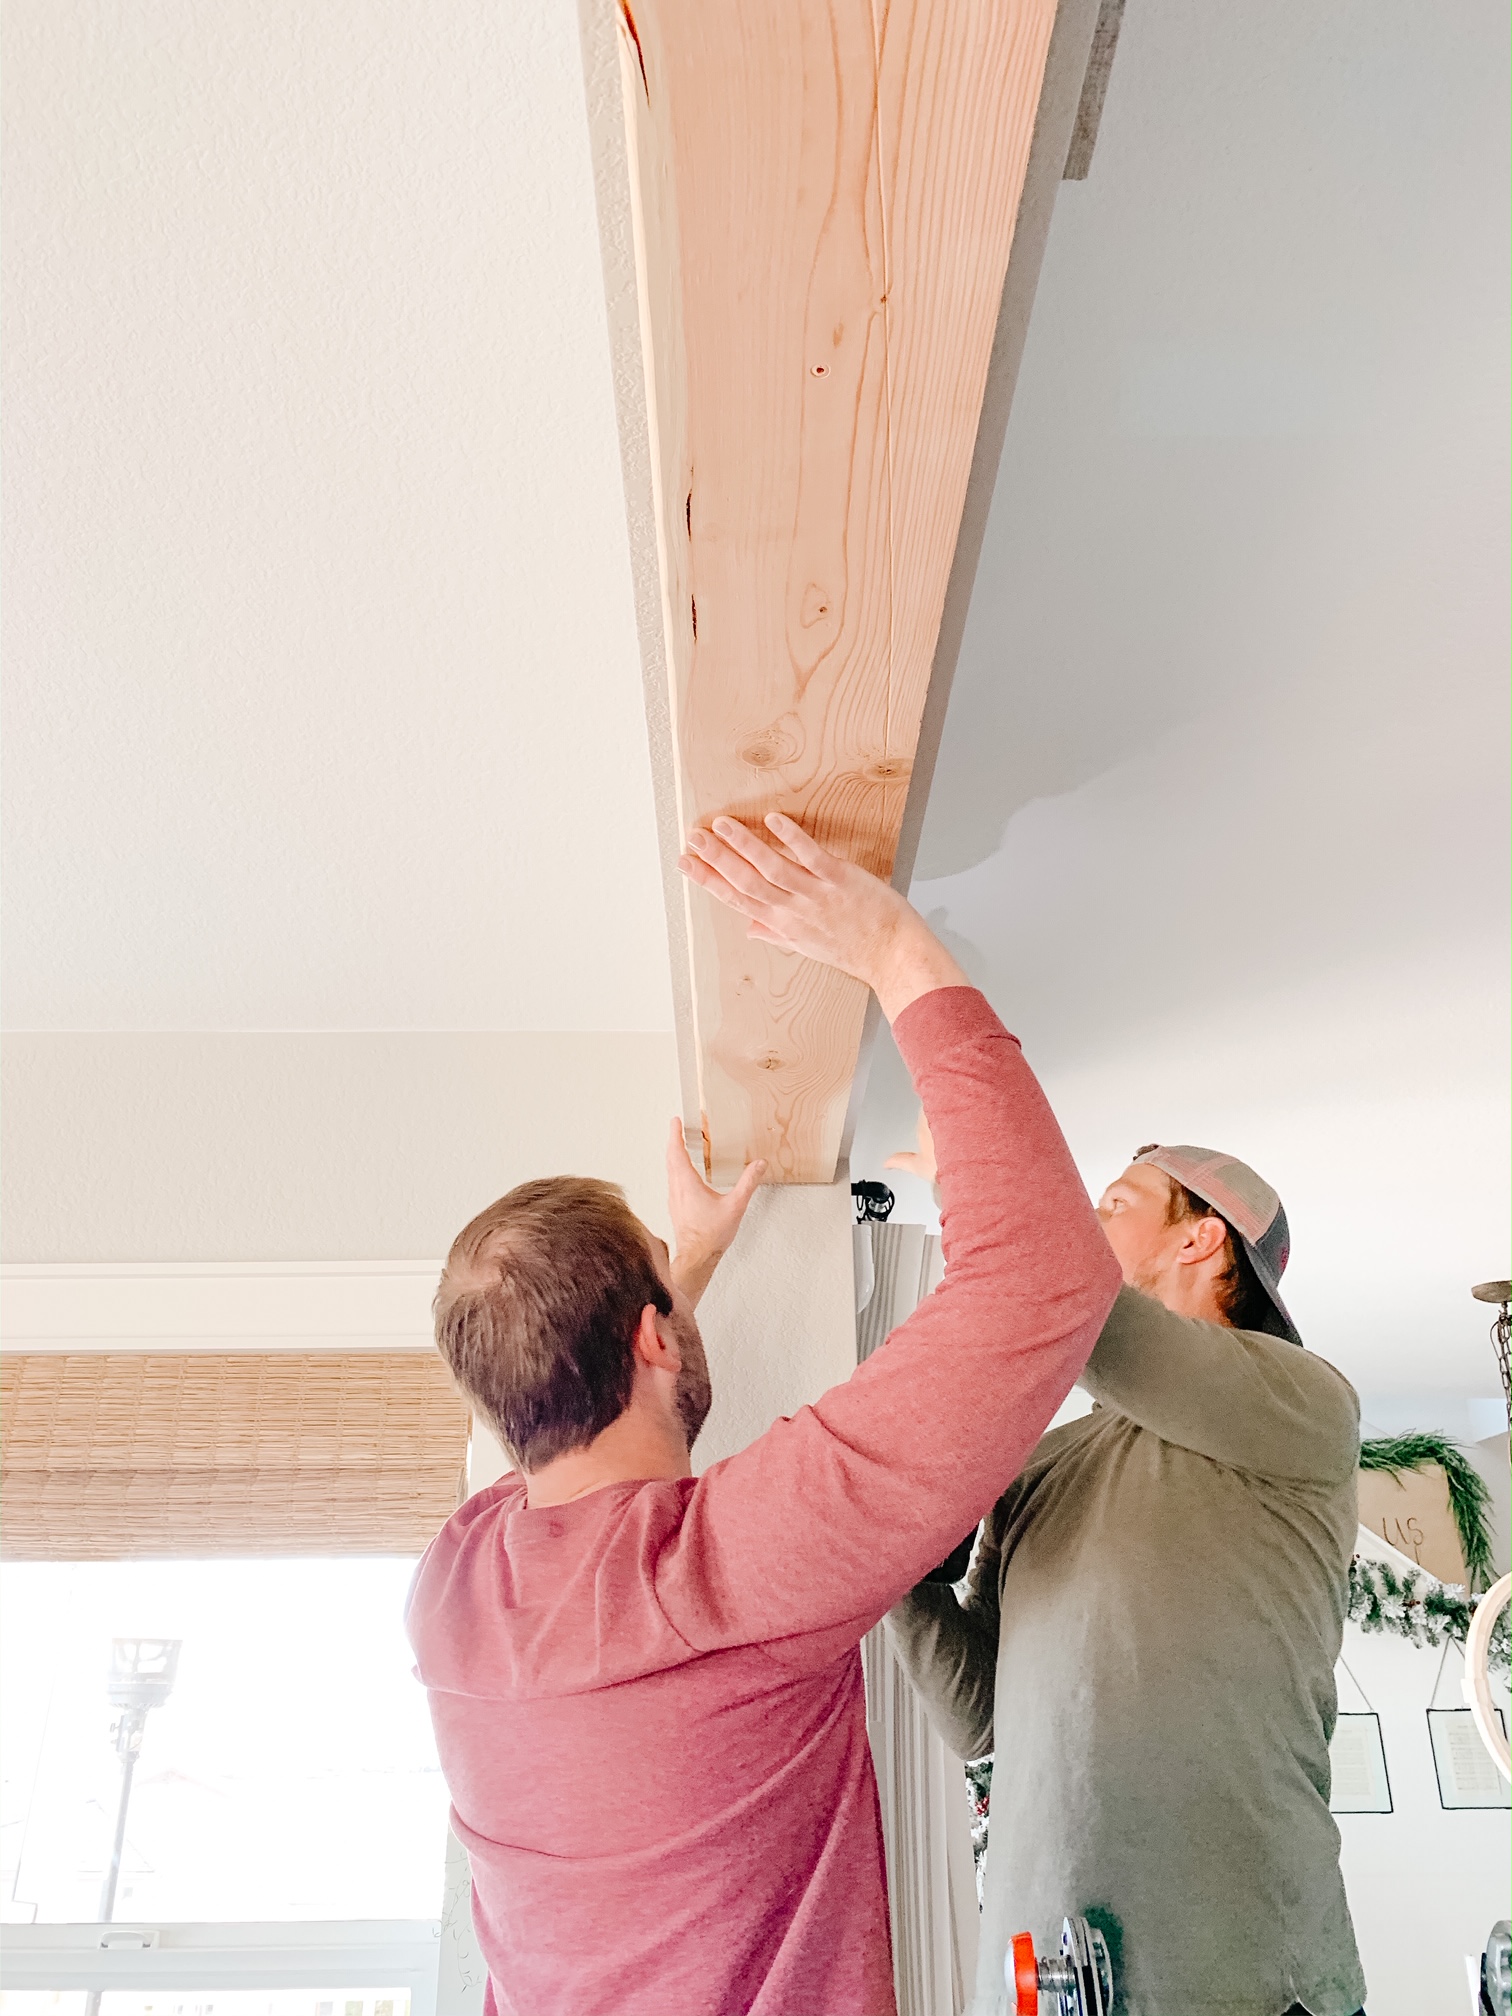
1, 1557, 447, 1924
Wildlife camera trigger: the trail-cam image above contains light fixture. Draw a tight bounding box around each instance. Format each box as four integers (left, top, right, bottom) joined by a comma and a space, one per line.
1471, 1280, 1511, 1413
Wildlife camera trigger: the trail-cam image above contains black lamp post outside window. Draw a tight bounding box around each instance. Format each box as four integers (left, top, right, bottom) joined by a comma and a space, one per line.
83, 1636, 182, 2016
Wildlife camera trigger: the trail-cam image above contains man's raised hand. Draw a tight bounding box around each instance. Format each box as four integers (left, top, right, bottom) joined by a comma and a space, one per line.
665, 1119, 764, 1307
678, 813, 967, 1023
884, 1108, 938, 1185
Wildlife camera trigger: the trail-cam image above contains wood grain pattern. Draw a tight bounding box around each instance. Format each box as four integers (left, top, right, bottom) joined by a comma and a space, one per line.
618, 0, 1059, 1182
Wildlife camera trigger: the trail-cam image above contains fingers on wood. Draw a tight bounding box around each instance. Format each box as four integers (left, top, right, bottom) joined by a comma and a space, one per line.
693, 830, 783, 908
764, 812, 829, 876
681, 849, 749, 910
684, 846, 773, 922
711, 817, 808, 894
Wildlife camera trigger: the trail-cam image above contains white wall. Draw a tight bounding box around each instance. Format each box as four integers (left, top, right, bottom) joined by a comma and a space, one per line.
1335, 1620, 1510, 2016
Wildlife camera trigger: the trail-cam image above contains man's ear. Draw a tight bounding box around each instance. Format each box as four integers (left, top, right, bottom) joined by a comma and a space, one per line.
632, 1302, 681, 1371
1178, 1214, 1229, 1268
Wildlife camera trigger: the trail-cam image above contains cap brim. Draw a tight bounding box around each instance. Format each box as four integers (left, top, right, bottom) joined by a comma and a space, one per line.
1241, 1237, 1303, 1347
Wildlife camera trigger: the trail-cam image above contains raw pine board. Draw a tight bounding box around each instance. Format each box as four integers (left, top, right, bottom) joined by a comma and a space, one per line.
619, 0, 1057, 1183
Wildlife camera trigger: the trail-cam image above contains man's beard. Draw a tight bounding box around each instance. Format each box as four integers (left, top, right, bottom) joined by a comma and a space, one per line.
1127, 1253, 1169, 1300
667, 1304, 712, 1450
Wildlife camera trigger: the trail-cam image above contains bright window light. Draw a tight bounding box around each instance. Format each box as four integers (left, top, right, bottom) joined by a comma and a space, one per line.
0, 1994, 413, 2016
0, 1560, 447, 1923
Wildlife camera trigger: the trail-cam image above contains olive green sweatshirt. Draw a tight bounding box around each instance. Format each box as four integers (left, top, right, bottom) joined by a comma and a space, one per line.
885, 1285, 1367, 2016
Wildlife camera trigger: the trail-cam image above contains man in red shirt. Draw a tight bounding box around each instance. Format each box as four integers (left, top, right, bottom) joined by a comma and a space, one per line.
406, 814, 1121, 2016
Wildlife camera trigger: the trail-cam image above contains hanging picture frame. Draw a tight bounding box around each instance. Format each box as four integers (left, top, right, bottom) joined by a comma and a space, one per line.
1427, 1708, 1511, 1810
1329, 1711, 1392, 1814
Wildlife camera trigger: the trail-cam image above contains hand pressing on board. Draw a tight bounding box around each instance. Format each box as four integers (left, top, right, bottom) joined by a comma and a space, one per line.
678, 813, 967, 1024
665, 1118, 764, 1307
884, 1108, 938, 1185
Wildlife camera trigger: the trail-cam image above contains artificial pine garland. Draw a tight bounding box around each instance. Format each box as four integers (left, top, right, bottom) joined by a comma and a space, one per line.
963, 1756, 993, 1891
1358, 1431, 1496, 1591
1347, 1553, 1509, 1667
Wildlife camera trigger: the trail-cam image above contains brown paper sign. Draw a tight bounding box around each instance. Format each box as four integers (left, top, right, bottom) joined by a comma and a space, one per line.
1356, 1463, 1467, 1585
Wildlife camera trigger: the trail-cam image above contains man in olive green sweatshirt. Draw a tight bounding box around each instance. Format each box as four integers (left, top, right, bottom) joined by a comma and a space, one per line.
885, 1141, 1368, 2016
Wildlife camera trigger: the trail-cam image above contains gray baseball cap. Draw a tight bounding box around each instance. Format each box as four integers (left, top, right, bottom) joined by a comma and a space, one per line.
1133, 1144, 1302, 1347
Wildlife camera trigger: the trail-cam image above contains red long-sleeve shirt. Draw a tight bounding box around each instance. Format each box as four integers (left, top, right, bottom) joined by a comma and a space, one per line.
405, 987, 1120, 2016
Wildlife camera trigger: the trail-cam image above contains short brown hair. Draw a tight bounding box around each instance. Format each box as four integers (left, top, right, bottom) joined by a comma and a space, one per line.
435, 1177, 671, 1471
1134, 1146, 1271, 1332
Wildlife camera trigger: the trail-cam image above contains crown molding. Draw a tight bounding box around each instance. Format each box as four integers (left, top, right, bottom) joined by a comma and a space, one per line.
0, 1260, 441, 1355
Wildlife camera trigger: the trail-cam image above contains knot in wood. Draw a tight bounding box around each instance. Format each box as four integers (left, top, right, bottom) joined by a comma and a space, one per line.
864, 756, 912, 784
799, 582, 833, 628
754, 1050, 785, 1074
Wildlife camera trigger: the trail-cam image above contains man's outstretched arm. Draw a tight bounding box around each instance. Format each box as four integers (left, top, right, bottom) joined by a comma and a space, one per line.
885, 1512, 1004, 1761
1080, 1287, 1360, 1484
661, 817, 1122, 1654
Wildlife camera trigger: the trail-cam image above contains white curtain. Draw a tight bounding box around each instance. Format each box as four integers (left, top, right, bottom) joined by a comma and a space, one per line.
855, 1222, 981, 2016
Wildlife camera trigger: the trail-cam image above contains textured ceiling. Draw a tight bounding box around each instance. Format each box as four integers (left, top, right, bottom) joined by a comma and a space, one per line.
2, 0, 670, 1031
853, 0, 1510, 1399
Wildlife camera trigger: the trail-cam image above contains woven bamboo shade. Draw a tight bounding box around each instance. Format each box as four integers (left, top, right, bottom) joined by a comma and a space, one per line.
0, 1352, 471, 1559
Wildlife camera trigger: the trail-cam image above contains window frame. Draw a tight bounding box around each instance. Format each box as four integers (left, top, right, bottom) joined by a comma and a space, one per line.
0, 1268, 485, 2016
0, 1919, 441, 2016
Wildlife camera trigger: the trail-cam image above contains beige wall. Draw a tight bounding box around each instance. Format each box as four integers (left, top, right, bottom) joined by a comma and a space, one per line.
6, 1032, 860, 1485
2, 1031, 680, 1263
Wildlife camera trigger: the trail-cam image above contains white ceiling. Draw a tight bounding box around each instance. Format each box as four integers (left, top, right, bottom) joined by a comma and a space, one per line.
2, 0, 670, 1031
4, 1, 1507, 1400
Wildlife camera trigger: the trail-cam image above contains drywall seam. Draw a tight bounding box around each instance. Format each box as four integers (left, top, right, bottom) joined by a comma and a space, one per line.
1063, 0, 1127, 180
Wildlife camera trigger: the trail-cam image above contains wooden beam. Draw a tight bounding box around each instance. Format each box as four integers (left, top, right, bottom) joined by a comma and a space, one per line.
594, 0, 1090, 1183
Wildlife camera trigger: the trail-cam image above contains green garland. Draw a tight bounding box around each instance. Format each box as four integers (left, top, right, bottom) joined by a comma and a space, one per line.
964, 1757, 992, 1886
1359, 1432, 1495, 1591
1348, 1554, 1509, 1667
